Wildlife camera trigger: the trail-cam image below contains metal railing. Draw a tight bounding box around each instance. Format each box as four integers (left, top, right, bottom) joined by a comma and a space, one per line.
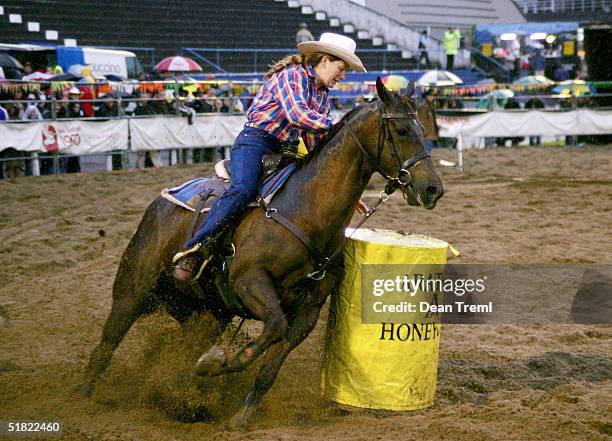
183, 47, 402, 73
513, 0, 610, 13
1, 79, 610, 179
470, 48, 512, 84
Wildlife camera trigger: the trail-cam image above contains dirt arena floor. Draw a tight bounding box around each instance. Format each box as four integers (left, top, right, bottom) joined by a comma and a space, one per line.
1, 146, 610, 440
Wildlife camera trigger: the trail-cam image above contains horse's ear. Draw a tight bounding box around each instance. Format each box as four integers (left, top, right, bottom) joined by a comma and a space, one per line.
404, 80, 415, 98
376, 76, 392, 105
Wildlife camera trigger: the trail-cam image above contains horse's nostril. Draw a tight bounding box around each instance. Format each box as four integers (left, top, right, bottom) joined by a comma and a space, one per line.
424, 184, 444, 202
426, 185, 441, 197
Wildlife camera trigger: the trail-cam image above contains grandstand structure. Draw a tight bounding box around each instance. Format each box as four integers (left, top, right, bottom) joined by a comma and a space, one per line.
0, 0, 422, 72
360, 0, 526, 41
512, 0, 611, 23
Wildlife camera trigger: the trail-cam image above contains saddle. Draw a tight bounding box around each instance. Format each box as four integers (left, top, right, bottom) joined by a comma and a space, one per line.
214, 152, 285, 183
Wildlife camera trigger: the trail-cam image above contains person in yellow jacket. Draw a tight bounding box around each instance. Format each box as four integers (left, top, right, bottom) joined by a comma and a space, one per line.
443, 27, 461, 70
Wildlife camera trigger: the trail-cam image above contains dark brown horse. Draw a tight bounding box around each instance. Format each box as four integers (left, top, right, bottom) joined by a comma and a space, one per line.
81, 78, 444, 428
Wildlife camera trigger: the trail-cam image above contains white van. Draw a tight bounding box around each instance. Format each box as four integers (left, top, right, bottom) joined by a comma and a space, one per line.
0, 43, 143, 79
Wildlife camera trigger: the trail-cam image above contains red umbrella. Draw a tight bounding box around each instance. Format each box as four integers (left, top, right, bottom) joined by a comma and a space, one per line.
154, 56, 203, 72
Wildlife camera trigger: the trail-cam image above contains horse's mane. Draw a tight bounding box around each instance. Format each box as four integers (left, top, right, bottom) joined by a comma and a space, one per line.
299, 90, 417, 165
301, 100, 379, 164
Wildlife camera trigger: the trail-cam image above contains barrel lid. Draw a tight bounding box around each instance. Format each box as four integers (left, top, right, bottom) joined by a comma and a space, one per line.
345, 228, 449, 248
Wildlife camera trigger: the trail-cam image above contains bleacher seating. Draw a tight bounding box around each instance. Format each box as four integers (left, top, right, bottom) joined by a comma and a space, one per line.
0, 0, 414, 72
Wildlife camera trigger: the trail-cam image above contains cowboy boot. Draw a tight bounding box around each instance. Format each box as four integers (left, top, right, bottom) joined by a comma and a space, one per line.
172, 241, 213, 281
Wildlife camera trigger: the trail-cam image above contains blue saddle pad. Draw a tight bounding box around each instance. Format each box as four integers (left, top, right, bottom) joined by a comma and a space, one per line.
165, 178, 212, 206
259, 162, 297, 203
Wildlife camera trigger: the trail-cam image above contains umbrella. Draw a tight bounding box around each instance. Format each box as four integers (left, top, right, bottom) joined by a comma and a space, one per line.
381, 74, 409, 92
526, 41, 544, 50
154, 56, 203, 72
476, 89, 514, 109
552, 80, 594, 97
0, 53, 23, 69
513, 75, 553, 85
103, 74, 127, 82
49, 72, 82, 82
417, 70, 463, 87
21, 71, 53, 81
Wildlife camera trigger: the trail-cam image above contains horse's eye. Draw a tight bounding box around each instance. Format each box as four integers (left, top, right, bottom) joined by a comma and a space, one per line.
396, 128, 409, 136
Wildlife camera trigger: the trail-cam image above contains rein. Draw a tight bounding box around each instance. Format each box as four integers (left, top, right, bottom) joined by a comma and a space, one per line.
262, 108, 430, 280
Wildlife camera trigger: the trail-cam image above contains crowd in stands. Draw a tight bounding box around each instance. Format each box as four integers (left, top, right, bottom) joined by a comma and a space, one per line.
486, 35, 586, 82
0, 82, 251, 123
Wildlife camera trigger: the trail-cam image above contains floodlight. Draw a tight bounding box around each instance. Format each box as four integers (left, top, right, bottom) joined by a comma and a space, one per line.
500, 33, 517, 41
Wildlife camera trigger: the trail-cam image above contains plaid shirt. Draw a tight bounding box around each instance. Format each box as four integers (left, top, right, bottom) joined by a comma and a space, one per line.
246, 63, 332, 152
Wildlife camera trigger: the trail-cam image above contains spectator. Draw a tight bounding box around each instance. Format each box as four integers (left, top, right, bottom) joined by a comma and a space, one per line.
443, 27, 461, 70
60, 89, 84, 173
134, 91, 157, 116
37, 93, 49, 117
295, 23, 314, 44
531, 49, 545, 76
231, 97, 244, 113
418, 30, 431, 68
78, 86, 95, 117
5, 103, 21, 120
0, 104, 8, 120
43, 101, 68, 119
553, 64, 570, 82
67, 101, 84, 118
12, 90, 26, 119
204, 88, 219, 111
239, 85, 255, 111
446, 98, 464, 110
23, 62, 33, 76
191, 89, 212, 113
153, 90, 176, 115
525, 96, 544, 145
95, 94, 119, 117
509, 38, 521, 81
417, 89, 439, 155
218, 97, 230, 113
22, 94, 43, 120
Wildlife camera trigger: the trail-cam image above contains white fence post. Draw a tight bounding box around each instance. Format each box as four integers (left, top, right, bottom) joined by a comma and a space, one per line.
31, 152, 40, 176
105, 153, 113, 172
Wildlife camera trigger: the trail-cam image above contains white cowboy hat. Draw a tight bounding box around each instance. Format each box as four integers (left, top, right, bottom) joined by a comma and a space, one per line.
298, 32, 366, 73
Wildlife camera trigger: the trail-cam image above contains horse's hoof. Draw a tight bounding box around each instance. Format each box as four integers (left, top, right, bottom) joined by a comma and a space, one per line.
228, 405, 256, 430
195, 345, 226, 377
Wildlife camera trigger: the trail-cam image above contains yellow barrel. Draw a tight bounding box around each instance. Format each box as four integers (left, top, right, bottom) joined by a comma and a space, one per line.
321, 228, 452, 411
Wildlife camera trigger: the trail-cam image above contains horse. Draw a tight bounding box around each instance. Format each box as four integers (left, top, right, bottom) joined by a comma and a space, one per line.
80, 78, 444, 428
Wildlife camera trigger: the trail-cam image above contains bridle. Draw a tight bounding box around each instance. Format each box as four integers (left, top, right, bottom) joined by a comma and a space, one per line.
262, 104, 433, 281
343, 109, 431, 203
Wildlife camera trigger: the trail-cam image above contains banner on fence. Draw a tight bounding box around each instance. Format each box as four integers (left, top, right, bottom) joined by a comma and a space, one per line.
2, 110, 610, 156
129, 114, 246, 151
438, 109, 612, 140
0, 120, 128, 154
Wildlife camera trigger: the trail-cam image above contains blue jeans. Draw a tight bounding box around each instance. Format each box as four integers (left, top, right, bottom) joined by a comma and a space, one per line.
185, 127, 284, 249
424, 139, 435, 156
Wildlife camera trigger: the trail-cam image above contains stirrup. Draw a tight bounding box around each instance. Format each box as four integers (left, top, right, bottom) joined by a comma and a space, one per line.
172, 242, 202, 264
